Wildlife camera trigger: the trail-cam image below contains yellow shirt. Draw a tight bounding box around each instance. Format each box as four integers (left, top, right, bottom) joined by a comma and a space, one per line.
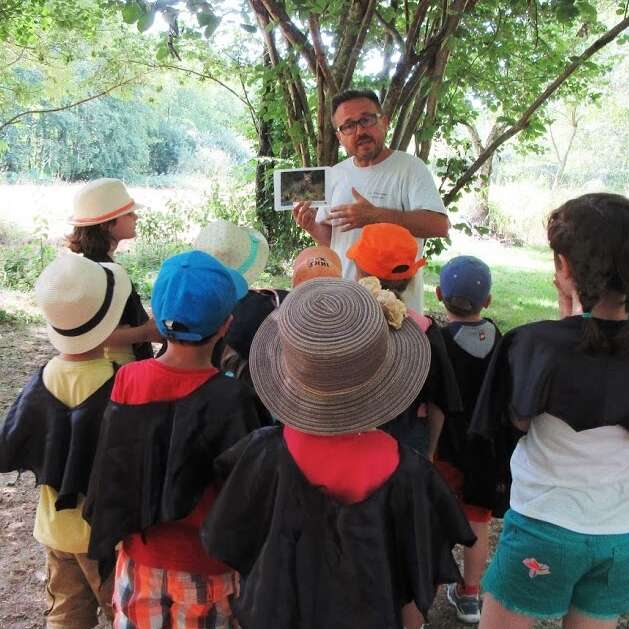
103, 345, 135, 365
33, 356, 114, 553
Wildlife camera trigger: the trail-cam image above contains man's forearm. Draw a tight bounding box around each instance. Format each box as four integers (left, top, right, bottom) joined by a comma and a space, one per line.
308, 220, 332, 246
375, 208, 449, 239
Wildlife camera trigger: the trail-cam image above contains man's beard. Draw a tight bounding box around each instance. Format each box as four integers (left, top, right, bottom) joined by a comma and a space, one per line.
353, 135, 383, 161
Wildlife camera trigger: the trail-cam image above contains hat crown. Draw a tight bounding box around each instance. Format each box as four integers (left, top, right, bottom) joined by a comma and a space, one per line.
35, 255, 109, 330
194, 219, 269, 284
72, 178, 133, 224
347, 223, 420, 280
292, 245, 342, 287
278, 280, 388, 392
152, 250, 247, 341
439, 255, 491, 308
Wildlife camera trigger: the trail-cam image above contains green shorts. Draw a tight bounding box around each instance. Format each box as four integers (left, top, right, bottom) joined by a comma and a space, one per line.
482, 509, 629, 620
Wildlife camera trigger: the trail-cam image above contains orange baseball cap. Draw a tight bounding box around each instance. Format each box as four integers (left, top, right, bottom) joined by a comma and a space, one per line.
292, 246, 342, 287
346, 223, 426, 280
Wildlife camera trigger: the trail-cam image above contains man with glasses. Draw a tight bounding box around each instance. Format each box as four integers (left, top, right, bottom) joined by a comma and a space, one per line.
293, 88, 448, 312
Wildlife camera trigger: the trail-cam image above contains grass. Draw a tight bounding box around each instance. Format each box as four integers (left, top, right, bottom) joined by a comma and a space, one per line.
2, 195, 557, 333
258, 234, 557, 333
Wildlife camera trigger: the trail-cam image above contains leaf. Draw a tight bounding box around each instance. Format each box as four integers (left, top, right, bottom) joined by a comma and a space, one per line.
575, 0, 597, 22
202, 15, 221, 38
156, 43, 169, 61
137, 9, 155, 32
197, 9, 216, 27
241, 23, 257, 33
122, 3, 140, 24
555, 0, 580, 23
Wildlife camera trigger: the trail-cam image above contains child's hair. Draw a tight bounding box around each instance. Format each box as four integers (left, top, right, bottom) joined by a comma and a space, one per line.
442, 297, 481, 318
547, 192, 629, 354
438, 255, 491, 317
163, 321, 214, 347
379, 277, 411, 298
66, 223, 117, 259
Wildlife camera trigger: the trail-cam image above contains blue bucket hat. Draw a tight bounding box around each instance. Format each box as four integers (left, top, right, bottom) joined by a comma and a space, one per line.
152, 250, 248, 342
439, 255, 491, 312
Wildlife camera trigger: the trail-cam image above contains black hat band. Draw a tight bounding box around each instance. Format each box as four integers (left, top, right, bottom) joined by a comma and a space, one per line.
52, 266, 115, 337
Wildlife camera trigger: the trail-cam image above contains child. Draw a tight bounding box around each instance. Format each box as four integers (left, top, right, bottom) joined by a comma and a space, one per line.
218, 245, 341, 387
194, 218, 270, 286
195, 221, 286, 413
433, 255, 501, 624
471, 193, 629, 629
346, 223, 462, 458
0, 254, 132, 628
67, 178, 161, 363
201, 278, 476, 629
84, 250, 261, 628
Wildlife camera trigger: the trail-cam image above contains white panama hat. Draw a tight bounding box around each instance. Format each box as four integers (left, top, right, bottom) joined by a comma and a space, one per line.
69, 178, 144, 226
194, 219, 270, 285
35, 254, 132, 354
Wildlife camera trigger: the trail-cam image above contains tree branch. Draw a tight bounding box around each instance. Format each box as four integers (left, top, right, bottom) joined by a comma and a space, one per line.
374, 9, 405, 50
0, 76, 139, 134
309, 14, 337, 94
443, 15, 629, 205
339, 0, 378, 92
259, 0, 319, 78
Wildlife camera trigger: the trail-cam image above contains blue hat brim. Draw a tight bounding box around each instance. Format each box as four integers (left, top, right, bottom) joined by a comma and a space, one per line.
226, 268, 248, 300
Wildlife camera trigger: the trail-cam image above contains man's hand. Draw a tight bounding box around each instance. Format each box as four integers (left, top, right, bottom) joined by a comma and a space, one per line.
328, 188, 382, 232
292, 201, 318, 232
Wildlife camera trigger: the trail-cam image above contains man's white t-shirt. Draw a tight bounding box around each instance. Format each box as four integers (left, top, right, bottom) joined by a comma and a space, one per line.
316, 150, 447, 312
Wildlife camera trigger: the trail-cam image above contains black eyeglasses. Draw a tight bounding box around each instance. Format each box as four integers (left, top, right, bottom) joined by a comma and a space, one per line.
335, 113, 383, 136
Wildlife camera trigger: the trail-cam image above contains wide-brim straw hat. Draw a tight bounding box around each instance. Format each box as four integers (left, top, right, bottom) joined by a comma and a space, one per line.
35, 254, 131, 354
69, 178, 144, 226
250, 278, 431, 435
194, 219, 269, 285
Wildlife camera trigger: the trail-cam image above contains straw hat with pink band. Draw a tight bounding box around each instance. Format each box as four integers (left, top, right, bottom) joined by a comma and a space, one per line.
69, 178, 144, 226
292, 245, 342, 287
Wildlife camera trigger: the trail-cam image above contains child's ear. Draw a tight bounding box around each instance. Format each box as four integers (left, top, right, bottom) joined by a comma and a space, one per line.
217, 314, 234, 338
555, 253, 573, 280
484, 294, 492, 308
435, 286, 443, 302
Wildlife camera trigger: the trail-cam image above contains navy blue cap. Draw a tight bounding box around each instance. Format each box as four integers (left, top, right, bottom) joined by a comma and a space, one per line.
152, 250, 248, 341
439, 255, 491, 311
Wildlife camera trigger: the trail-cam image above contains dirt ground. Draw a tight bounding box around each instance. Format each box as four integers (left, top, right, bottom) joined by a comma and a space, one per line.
0, 319, 628, 629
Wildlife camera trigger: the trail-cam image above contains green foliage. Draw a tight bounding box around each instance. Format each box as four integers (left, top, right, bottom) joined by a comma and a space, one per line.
0, 213, 56, 291
2, 77, 250, 181
1, 239, 57, 291
423, 238, 557, 331
0, 307, 43, 326
117, 241, 188, 301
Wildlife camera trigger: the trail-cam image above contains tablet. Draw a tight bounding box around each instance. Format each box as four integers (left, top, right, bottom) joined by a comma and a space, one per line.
273, 167, 330, 211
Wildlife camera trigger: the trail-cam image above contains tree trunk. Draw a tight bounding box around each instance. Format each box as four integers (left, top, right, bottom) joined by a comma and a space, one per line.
461, 121, 503, 224
550, 104, 579, 190
255, 51, 276, 240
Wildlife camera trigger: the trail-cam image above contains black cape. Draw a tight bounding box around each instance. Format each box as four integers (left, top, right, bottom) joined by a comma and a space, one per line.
201, 427, 476, 628
382, 318, 463, 451
84, 373, 261, 579
468, 317, 629, 512
437, 319, 512, 515
87, 254, 153, 360
0, 368, 114, 510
